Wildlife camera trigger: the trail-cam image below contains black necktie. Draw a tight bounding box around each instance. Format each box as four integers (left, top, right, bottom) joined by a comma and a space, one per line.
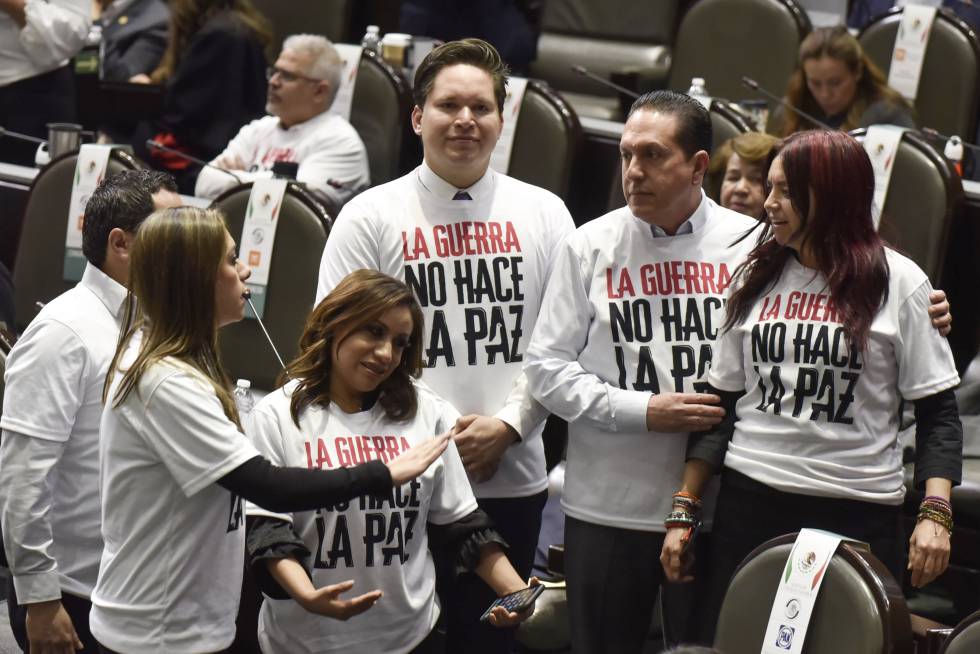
453, 191, 472, 201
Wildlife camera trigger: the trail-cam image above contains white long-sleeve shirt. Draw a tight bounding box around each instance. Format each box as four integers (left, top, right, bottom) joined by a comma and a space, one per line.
194, 111, 369, 208
1, 0, 90, 86
316, 163, 575, 498
525, 196, 758, 531
0, 264, 125, 602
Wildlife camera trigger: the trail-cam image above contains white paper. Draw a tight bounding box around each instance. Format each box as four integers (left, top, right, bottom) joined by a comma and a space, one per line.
239, 178, 288, 319
863, 125, 907, 228
327, 44, 362, 122
64, 144, 113, 281
761, 529, 842, 654
489, 76, 529, 175
888, 4, 937, 101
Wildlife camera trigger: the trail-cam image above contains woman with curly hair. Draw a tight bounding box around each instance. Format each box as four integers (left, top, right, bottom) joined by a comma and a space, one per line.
245, 269, 539, 654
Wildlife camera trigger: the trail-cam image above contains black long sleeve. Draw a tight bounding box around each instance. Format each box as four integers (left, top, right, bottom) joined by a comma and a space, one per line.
685, 385, 744, 471
428, 508, 510, 577
246, 517, 311, 599
216, 456, 392, 513
912, 388, 963, 489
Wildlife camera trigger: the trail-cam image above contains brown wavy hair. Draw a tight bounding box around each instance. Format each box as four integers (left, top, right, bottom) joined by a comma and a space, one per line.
724, 130, 889, 353
105, 207, 241, 428
284, 270, 425, 427
151, 0, 272, 83
780, 26, 911, 135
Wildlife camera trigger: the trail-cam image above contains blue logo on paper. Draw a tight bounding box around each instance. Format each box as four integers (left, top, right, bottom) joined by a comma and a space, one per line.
776, 625, 795, 649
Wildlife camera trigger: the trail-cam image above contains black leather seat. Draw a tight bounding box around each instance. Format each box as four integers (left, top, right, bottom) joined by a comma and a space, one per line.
941, 609, 980, 654
12, 149, 138, 331
715, 533, 913, 654
212, 182, 332, 391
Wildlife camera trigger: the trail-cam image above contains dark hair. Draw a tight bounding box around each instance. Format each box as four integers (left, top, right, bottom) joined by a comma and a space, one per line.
725, 130, 888, 352
628, 90, 712, 158
780, 26, 911, 135
82, 169, 177, 268
413, 38, 509, 114
284, 270, 425, 426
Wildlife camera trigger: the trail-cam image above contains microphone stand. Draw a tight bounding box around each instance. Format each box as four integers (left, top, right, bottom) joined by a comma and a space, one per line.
571, 65, 640, 100
740, 77, 834, 131
242, 289, 289, 375
144, 139, 243, 184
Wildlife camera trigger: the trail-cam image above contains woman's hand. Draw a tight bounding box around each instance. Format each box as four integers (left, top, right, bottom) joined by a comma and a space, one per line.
295, 579, 382, 620
908, 518, 951, 587
660, 527, 695, 582
485, 577, 542, 628
386, 432, 450, 485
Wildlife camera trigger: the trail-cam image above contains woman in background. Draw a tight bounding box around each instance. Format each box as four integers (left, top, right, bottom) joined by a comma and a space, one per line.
707, 132, 781, 220
246, 269, 538, 654
773, 26, 914, 136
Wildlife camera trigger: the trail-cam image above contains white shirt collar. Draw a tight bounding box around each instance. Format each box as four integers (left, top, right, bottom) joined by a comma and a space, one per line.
647, 190, 709, 238
80, 262, 127, 319
417, 161, 494, 202
277, 109, 332, 132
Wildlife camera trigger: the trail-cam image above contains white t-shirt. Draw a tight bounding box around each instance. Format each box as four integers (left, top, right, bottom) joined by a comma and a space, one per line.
246, 381, 477, 654
316, 163, 575, 498
90, 334, 261, 654
194, 111, 370, 207
525, 196, 759, 531
0, 0, 89, 86
709, 249, 960, 504
0, 264, 124, 602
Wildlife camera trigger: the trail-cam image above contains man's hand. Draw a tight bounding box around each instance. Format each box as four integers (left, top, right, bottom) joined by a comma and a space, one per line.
214, 154, 246, 171
453, 415, 517, 483
646, 393, 723, 432
296, 579, 382, 620
928, 289, 952, 336
26, 599, 83, 654
908, 518, 951, 588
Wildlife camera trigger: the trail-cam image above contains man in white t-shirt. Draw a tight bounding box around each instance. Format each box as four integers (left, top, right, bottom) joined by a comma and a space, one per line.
316, 38, 575, 653
194, 33, 369, 209
0, 169, 181, 654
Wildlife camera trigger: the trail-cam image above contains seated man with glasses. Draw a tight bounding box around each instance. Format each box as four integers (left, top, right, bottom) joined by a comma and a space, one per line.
195, 33, 369, 208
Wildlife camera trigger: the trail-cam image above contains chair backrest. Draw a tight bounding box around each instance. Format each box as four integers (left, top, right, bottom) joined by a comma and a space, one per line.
213, 182, 331, 391
941, 610, 980, 654
250, 0, 351, 53
669, 0, 811, 105
850, 128, 961, 284
348, 49, 412, 187
12, 149, 138, 331
607, 101, 753, 212
714, 533, 913, 654
508, 80, 583, 199
529, 0, 678, 119
859, 8, 980, 139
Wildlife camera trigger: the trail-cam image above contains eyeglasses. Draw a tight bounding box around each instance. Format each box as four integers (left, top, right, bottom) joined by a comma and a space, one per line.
265, 66, 322, 84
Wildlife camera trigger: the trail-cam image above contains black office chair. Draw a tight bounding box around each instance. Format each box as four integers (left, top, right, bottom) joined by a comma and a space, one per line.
348, 49, 413, 187
860, 7, 980, 140
715, 533, 913, 654
12, 149, 139, 331
940, 609, 980, 654
669, 0, 811, 107
212, 182, 332, 391
508, 80, 583, 200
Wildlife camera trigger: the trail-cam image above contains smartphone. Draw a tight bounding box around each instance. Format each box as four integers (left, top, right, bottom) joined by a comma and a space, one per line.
479, 584, 545, 622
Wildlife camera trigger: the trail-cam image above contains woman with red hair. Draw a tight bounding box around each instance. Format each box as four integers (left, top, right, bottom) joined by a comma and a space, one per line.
660, 130, 962, 641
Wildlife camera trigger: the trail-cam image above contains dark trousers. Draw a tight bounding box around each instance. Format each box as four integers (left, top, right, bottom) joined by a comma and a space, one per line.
699, 468, 905, 644
7, 576, 99, 654
442, 490, 547, 654
0, 66, 77, 166
564, 516, 666, 654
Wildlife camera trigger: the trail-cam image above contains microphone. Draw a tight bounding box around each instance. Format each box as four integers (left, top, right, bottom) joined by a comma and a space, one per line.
144, 139, 243, 184
0, 126, 46, 145
571, 65, 640, 100
741, 77, 834, 131
241, 289, 289, 374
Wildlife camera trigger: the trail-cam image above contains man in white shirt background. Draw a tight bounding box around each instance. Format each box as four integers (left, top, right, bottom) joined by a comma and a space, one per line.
316, 38, 575, 653
0, 0, 89, 166
195, 33, 370, 210
0, 169, 180, 654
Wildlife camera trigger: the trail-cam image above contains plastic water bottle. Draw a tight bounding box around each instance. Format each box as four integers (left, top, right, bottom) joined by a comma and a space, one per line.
234, 379, 254, 419
687, 77, 711, 109
945, 135, 964, 177
361, 25, 382, 56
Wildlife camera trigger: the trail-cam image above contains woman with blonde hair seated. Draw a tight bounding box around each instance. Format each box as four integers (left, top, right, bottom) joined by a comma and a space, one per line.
707, 132, 781, 220
773, 25, 915, 136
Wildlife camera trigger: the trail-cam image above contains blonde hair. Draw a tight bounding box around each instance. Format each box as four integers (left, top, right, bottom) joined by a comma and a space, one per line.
105, 207, 240, 428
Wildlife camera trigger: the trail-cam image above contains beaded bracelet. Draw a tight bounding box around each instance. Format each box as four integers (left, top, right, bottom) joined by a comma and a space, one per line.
671, 491, 702, 512
917, 498, 953, 533
664, 510, 697, 530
